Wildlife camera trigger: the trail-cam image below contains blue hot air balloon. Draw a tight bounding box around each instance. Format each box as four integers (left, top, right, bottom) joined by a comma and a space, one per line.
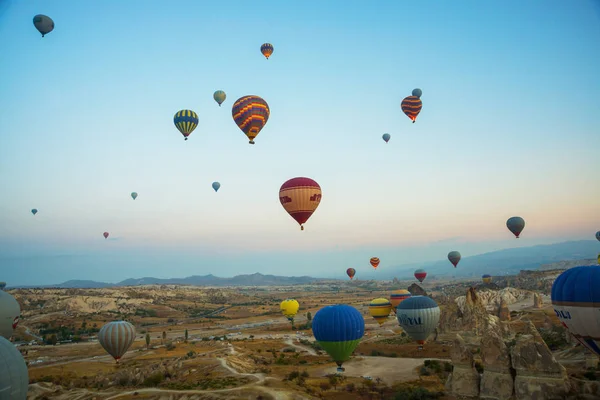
396, 296, 440, 345
31, 209, 38, 216
312, 304, 364, 372
212, 182, 221, 192
551, 265, 600, 356
382, 133, 391, 143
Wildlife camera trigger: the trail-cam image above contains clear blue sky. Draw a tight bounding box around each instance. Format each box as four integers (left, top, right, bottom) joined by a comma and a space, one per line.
1, 0, 599, 285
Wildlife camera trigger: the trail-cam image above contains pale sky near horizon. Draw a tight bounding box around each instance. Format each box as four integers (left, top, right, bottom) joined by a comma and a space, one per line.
1, 1, 599, 285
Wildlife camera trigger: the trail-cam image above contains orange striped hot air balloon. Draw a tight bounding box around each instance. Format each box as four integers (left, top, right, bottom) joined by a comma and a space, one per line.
232, 95, 270, 144
401, 95, 422, 123
389, 289, 411, 313
279, 177, 322, 231
370, 257, 380, 269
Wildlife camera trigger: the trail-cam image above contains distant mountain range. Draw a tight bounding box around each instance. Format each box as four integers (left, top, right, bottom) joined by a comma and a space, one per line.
9, 240, 599, 289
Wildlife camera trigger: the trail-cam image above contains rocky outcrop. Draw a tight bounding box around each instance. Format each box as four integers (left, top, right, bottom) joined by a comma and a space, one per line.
479, 327, 514, 399
498, 298, 511, 321
456, 287, 531, 314
510, 321, 570, 399
445, 334, 480, 398
533, 293, 543, 308
407, 283, 427, 296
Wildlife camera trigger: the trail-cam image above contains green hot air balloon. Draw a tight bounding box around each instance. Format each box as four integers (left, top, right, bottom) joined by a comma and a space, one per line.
131, 192, 138, 200
396, 296, 440, 346
98, 321, 136, 363
0, 336, 29, 400
0, 291, 20, 340
448, 251, 461, 268
506, 216, 525, 238
213, 90, 226, 107
312, 304, 364, 372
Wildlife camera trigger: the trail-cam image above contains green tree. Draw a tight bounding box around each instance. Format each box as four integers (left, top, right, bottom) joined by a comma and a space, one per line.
185, 329, 189, 343
145, 333, 150, 348
306, 312, 312, 321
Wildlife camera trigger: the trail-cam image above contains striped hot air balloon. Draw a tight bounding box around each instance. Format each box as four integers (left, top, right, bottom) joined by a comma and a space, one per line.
0, 336, 29, 400
369, 298, 392, 326
396, 296, 440, 345
370, 257, 380, 269
401, 95, 422, 123
280, 299, 300, 323
279, 177, 322, 231
551, 266, 600, 356
260, 43, 274, 59
414, 269, 427, 283
173, 109, 199, 140
346, 268, 356, 280
232, 95, 270, 144
482, 274, 492, 284
98, 321, 136, 363
390, 289, 412, 312
312, 304, 364, 372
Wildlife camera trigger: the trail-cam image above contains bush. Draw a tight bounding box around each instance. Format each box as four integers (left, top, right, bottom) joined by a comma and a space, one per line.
394, 387, 442, 400
165, 342, 176, 351
143, 373, 164, 387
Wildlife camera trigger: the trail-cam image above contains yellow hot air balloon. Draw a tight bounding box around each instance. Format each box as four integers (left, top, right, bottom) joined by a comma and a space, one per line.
369, 298, 392, 327
280, 299, 300, 322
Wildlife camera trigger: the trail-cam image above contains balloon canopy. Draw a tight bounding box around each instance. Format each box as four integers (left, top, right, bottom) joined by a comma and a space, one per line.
0, 336, 29, 400
0, 291, 20, 340
414, 269, 427, 283
98, 321, 136, 362
346, 268, 356, 280
448, 251, 461, 268
396, 296, 440, 345
279, 177, 322, 230
390, 289, 412, 311
33, 14, 54, 37
507, 216, 525, 238
280, 299, 300, 322
261, 43, 274, 59
213, 90, 226, 106
369, 298, 392, 326
401, 95, 423, 123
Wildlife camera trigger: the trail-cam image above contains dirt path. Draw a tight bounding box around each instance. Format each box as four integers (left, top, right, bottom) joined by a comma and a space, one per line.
283, 339, 317, 356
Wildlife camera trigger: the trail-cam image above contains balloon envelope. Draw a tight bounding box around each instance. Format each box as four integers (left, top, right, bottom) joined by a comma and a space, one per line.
31, 209, 38, 216
551, 266, 600, 356
261, 43, 274, 59
401, 95, 422, 123
98, 321, 136, 362
280, 299, 299, 321
232, 95, 270, 144
370, 257, 380, 269
279, 177, 322, 230
369, 298, 392, 326
414, 269, 427, 283
0, 283, 5, 291
482, 274, 492, 284
173, 109, 199, 140
390, 289, 412, 312
448, 251, 461, 268
595, 231, 600, 242
33, 14, 54, 37
396, 296, 440, 345
213, 90, 226, 106
346, 268, 356, 280
212, 182, 221, 192
131, 192, 138, 200
507, 216, 525, 238
103, 232, 109, 239
382, 133, 391, 143
412, 88, 423, 98
312, 304, 364, 371
0, 336, 29, 400
0, 291, 20, 340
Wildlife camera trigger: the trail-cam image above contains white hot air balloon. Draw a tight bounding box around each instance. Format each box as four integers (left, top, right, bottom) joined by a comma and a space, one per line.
0, 291, 20, 340
396, 295, 440, 345
98, 321, 136, 363
0, 336, 29, 400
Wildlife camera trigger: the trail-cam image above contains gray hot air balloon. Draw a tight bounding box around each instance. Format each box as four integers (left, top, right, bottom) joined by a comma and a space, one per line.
212, 182, 221, 192
31, 209, 38, 216
0, 336, 29, 400
0, 291, 20, 340
447, 251, 461, 268
382, 133, 391, 143
506, 216, 525, 238
396, 295, 440, 345
33, 14, 54, 37
0, 283, 5, 291
131, 192, 138, 200
98, 321, 136, 363
412, 88, 422, 98
595, 231, 600, 242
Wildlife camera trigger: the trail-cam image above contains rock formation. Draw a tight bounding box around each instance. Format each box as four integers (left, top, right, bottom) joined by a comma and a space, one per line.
445, 334, 481, 398
510, 321, 570, 399
533, 292, 543, 308
479, 326, 514, 399
407, 283, 427, 296
455, 287, 531, 314
498, 298, 511, 321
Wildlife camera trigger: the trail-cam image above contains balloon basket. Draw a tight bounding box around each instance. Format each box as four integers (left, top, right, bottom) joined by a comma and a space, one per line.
336, 367, 345, 373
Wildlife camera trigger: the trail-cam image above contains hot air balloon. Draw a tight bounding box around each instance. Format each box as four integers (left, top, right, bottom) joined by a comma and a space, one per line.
370, 257, 380, 269
213, 90, 226, 107
103, 232, 109, 239
390, 289, 411, 312
280, 299, 299, 323
595, 231, 600, 242
0, 336, 29, 400
346, 268, 356, 280
212, 182, 221, 192
369, 298, 392, 327
33, 14, 54, 37
173, 109, 198, 141
279, 177, 322, 231
482, 274, 492, 284
98, 321, 136, 363
401, 95, 422, 123
448, 251, 461, 268
0, 283, 5, 291
232, 95, 270, 144
551, 265, 600, 356
131, 192, 138, 200
0, 290, 20, 340
412, 88, 422, 98
260, 43, 274, 59
414, 269, 427, 283
31, 209, 38, 216
506, 216, 525, 238
312, 304, 364, 372
396, 296, 440, 345
382, 133, 391, 143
